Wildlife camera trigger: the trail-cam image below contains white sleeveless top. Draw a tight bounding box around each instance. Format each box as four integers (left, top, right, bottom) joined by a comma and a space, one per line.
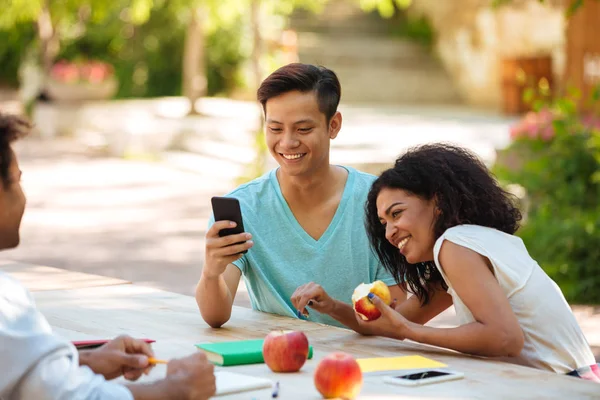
432, 225, 595, 373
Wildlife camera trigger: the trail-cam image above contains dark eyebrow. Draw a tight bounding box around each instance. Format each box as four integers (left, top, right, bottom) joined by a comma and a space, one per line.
384, 202, 404, 216
294, 119, 315, 125
266, 119, 282, 124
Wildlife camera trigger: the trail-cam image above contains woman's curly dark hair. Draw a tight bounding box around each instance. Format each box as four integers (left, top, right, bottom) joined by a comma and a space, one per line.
0, 113, 30, 186
365, 143, 522, 305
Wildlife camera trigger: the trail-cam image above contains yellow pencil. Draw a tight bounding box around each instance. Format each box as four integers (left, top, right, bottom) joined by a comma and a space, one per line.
148, 357, 168, 365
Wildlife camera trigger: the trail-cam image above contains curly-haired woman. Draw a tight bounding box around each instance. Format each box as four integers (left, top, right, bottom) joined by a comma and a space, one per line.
358, 143, 597, 381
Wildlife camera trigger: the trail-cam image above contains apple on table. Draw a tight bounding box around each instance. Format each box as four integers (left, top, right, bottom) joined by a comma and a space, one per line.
262, 330, 310, 373
314, 352, 363, 399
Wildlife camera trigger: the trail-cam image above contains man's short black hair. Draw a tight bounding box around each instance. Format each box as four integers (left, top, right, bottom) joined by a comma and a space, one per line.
257, 63, 341, 122
0, 113, 29, 185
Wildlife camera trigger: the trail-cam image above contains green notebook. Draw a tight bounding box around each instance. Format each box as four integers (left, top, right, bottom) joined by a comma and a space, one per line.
195, 339, 314, 366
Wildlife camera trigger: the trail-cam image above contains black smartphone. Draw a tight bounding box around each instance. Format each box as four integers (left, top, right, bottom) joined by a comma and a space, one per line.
383, 369, 464, 386
397, 371, 451, 380
210, 196, 248, 254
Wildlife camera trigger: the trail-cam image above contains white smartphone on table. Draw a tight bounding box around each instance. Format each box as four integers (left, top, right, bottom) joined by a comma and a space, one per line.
383, 369, 464, 387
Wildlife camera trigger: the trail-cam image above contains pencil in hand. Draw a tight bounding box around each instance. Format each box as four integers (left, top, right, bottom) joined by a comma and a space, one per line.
147, 357, 168, 365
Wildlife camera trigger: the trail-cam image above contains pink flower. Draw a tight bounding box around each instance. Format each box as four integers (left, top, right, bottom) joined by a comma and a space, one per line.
537, 108, 554, 125
525, 121, 540, 139
509, 125, 520, 139
50, 60, 114, 84
51, 60, 79, 83
509, 107, 560, 141
540, 125, 555, 141
80, 61, 113, 84
581, 113, 600, 132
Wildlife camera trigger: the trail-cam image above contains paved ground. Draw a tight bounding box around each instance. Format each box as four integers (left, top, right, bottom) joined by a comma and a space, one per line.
9, 138, 228, 297
3, 98, 599, 362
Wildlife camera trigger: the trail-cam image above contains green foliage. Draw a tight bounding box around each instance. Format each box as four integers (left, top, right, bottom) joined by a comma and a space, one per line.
264, 0, 326, 16
0, 0, 136, 30
205, 21, 245, 96
0, 0, 332, 99
388, 14, 434, 48
0, 0, 41, 29
0, 0, 418, 98
0, 0, 247, 98
57, 2, 185, 98
358, 0, 412, 18
493, 88, 600, 304
0, 22, 36, 87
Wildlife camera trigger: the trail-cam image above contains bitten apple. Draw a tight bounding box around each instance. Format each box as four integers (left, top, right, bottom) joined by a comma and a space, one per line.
314, 352, 363, 399
262, 330, 309, 372
352, 280, 392, 321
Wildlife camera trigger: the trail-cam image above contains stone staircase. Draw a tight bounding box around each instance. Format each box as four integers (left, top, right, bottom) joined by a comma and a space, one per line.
289, 0, 461, 105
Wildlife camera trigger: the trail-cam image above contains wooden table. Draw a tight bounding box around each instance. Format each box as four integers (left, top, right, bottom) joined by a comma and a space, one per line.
0, 260, 129, 291
4, 263, 598, 399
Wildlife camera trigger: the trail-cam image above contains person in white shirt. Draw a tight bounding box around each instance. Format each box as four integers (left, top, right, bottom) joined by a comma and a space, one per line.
0, 113, 217, 399
357, 143, 598, 381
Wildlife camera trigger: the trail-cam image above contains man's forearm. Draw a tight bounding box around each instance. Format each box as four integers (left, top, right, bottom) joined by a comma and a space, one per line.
127, 380, 182, 400
196, 273, 234, 328
78, 350, 93, 368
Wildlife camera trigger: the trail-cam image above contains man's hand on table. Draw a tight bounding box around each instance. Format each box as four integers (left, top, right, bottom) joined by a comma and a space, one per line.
125, 352, 217, 400
165, 353, 217, 400
79, 335, 154, 381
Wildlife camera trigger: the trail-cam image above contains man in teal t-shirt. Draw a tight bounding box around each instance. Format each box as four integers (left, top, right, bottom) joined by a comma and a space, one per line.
195, 63, 405, 330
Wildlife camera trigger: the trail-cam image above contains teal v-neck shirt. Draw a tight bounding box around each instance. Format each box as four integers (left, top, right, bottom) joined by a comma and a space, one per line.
208, 166, 396, 327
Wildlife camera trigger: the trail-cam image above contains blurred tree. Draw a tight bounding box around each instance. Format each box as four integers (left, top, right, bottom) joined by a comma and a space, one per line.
357, 0, 413, 18
182, 6, 206, 115
169, 0, 243, 114
0, 0, 419, 111
0, 0, 244, 111
0, 22, 36, 87
0, 0, 153, 75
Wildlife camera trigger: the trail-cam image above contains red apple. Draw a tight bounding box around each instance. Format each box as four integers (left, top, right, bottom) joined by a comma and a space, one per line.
314, 352, 363, 399
262, 330, 309, 372
352, 280, 392, 321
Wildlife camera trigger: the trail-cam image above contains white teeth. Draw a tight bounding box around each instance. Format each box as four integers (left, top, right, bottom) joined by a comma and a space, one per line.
282, 153, 305, 160
397, 236, 410, 250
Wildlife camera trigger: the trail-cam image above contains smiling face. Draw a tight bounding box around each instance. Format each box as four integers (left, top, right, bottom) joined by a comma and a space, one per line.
264, 90, 341, 177
376, 187, 438, 264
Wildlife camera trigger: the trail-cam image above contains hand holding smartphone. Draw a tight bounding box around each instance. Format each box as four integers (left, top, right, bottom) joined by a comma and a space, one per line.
383, 369, 464, 387
210, 196, 249, 254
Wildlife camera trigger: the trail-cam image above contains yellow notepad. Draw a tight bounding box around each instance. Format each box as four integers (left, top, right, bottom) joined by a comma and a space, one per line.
357, 355, 447, 374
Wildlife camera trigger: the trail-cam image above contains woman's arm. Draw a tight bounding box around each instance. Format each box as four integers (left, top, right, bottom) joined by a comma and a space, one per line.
356, 241, 524, 358
394, 283, 453, 325
403, 241, 524, 357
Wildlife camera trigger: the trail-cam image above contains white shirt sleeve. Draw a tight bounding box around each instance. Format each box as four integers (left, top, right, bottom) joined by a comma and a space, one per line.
0, 273, 134, 400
